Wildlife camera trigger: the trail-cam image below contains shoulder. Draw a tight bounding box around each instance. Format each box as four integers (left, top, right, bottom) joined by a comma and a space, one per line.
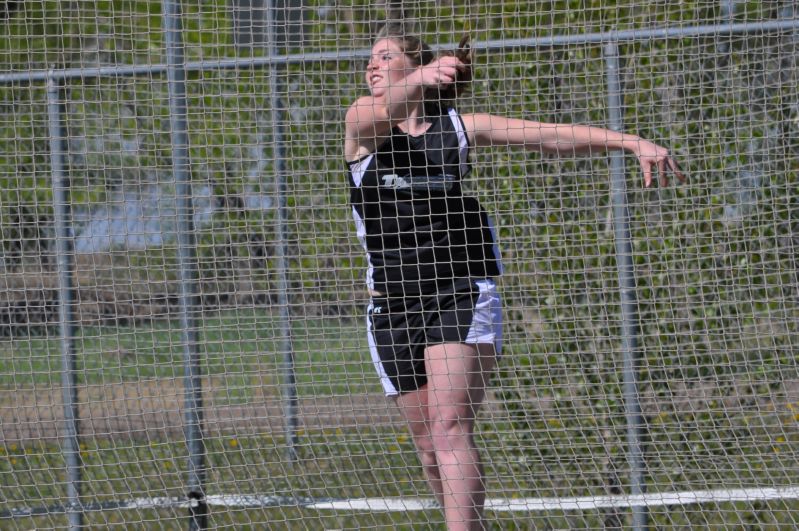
344, 96, 391, 162
344, 96, 379, 129
457, 112, 489, 133
431, 105, 467, 135
449, 110, 483, 147
345, 94, 374, 113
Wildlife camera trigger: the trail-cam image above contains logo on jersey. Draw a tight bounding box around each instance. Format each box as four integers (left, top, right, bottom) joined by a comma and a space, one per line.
381, 173, 455, 192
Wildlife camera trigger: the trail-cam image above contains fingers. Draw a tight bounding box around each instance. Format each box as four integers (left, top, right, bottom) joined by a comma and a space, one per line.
658, 158, 668, 187
643, 162, 654, 188
641, 153, 686, 188
422, 57, 466, 88
437, 63, 464, 85
669, 157, 687, 183
657, 155, 687, 187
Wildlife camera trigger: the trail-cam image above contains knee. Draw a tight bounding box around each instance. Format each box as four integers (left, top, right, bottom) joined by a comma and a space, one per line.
417, 445, 438, 469
429, 409, 474, 449
409, 430, 437, 468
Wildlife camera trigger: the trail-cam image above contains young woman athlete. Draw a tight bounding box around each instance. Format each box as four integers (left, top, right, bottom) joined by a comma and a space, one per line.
344, 26, 685, 531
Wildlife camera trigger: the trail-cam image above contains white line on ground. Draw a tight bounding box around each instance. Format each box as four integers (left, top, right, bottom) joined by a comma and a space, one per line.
123, 486, 799, 513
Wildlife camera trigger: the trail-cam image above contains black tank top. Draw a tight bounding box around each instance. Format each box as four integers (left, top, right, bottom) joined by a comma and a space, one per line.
347, 105, 501, 296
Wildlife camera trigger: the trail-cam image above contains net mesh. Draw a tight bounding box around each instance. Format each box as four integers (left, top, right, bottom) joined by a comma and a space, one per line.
1, 1, 797, 528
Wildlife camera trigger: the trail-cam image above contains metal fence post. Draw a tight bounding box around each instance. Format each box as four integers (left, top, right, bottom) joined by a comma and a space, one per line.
604, 38, 648, 531
163, 0, 207, 528
47, 72, 83, 530
266, 0, 299, 463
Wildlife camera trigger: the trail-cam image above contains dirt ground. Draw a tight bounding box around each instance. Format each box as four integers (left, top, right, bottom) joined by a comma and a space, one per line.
0, 379, 406, 445
2, 377, 796, 446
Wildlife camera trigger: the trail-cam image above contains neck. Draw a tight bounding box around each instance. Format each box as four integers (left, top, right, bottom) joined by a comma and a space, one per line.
398, 102, 434, 135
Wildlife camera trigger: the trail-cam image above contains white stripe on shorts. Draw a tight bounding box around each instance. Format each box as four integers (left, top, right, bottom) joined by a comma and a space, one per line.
365, 300, 396, 395
464, 278, 503, 353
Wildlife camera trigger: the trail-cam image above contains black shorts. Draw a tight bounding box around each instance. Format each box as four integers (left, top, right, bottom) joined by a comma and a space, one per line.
366, 278, 503, 396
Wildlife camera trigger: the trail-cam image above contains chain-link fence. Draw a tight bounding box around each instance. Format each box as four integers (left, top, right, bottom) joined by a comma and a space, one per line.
1, 2, 798, 529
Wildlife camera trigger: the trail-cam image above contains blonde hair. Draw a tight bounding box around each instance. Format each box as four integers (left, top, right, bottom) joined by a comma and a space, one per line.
375, 24, 473, 102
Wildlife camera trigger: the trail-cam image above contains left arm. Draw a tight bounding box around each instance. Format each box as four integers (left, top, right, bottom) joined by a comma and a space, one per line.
461, 113, 686, 187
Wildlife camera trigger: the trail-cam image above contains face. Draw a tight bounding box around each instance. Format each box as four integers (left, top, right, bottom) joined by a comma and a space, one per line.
365, 38, 415, 96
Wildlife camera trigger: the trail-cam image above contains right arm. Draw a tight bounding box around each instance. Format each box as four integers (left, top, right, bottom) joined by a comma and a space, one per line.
344, 92, 416, 162
344, 57, 465, 161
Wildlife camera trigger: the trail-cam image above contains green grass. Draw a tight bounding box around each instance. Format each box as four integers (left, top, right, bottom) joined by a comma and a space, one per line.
1, 431, 797, 529
0, 308, 380, 400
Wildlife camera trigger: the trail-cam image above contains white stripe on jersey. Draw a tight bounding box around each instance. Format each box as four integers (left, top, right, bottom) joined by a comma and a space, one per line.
447, 107, 471, 177
349, 154, 376, 290
348, 153, 374, 187
351, 205, 375, 292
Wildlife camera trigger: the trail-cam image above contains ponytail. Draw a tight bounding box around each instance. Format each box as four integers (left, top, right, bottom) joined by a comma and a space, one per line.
435, 34, 473, 102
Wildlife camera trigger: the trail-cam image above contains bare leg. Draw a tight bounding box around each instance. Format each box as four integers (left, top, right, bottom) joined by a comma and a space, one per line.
426, 342, 495, 531
395, 342, 496, 531
396, 387, 445, 506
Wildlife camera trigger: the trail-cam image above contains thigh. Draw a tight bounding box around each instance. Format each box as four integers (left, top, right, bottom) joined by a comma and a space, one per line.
394, 342, 496, 436
422, 281, 499, 415
424, 342, 496, 420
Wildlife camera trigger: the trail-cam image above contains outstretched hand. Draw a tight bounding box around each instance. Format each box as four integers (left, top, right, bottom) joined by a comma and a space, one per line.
634, 139, 687, 187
